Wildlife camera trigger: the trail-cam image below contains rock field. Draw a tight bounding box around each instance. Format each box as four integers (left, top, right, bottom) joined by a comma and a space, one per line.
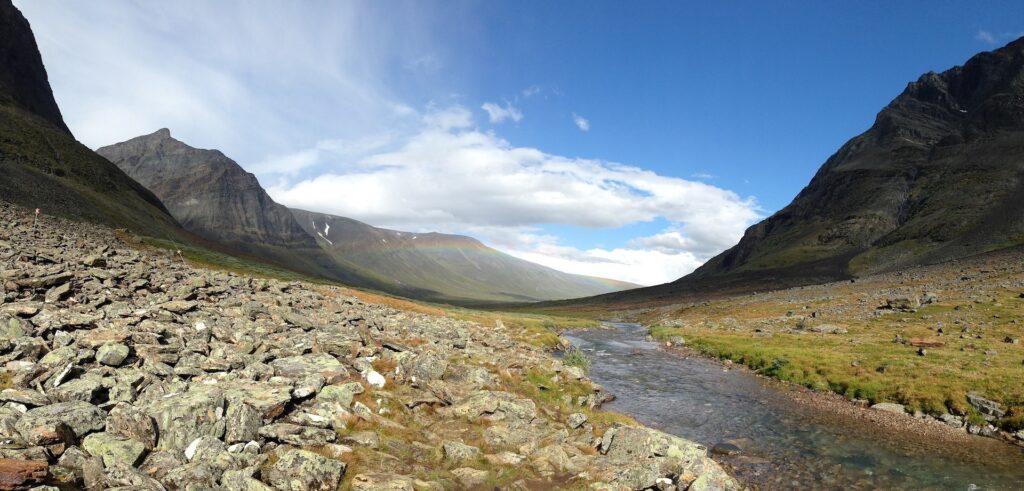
0, 201, 737, 490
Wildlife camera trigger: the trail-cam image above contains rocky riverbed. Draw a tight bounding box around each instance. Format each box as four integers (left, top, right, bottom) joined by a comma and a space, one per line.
0, 200, 737, 490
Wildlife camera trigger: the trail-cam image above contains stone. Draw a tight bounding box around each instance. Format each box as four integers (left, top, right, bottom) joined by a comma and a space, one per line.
225, 401, 262, 444
16, 401, 106, 440
264, 449, 345, 491
96, 343, 130, 366
270, 353, 347, 384
711, 442, 742, 456
567, 412, 588, 429
870, 402, 906, 415
159, 300, 197, 314
106, 403, 158, 450
886, 296, 920, 311
451, 467, 489, 488
0, 458, 47, 489
146, 387, 225, 454
442, 440, 482, 463
350, 473, 415, 490
81, 432, 147, 467
316, 382, 363, 408
0, 388, 49, 407
257, 423, 335, 446
966, 392, 1006, 419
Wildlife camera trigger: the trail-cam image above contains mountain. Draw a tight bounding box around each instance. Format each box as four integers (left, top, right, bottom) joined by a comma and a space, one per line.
291, 208, 638, 304
95, 130, 380, 286
0, 0, 180, 237
99, 130, 636, 303
97, 129, 318, 249
549, 36, 1024, 307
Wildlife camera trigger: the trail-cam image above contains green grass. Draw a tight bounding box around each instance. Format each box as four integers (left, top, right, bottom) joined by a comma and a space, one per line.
646, 283, 1024, 429
562, 346, 592, 371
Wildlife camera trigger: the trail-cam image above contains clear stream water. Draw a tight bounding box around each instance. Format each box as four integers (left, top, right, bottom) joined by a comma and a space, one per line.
565, 323, 1024, 491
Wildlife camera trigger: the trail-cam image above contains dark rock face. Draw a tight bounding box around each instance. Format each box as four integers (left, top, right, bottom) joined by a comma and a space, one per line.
0, 0, 180, 238
690, 36, 1024, 286
0, 0, 68, 134
97, 130, 318, 250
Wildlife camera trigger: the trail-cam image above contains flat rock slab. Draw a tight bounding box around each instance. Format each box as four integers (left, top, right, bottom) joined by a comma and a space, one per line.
0, 458, 47, 490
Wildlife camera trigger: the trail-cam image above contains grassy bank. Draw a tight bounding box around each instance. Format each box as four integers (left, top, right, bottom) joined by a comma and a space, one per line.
642, 265, 1024, 430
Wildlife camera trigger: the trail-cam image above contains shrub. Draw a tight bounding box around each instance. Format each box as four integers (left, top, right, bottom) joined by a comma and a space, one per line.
563, 346, 591, 371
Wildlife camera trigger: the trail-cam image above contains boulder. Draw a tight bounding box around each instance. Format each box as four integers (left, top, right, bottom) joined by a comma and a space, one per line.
442, 440, 482, 463
263, 449, 345, 491
0, 458, 47, 490
967, 392, 1006, 420
316, 382, 363, 408
146, 387, 225, 454
96, 343, 130, 366
106, 403, 158, 450
81, 432, 147, 467
16, 401, 106, 440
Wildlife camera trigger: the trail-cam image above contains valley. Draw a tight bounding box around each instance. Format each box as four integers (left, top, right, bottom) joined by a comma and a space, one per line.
2, 0, 1024, 489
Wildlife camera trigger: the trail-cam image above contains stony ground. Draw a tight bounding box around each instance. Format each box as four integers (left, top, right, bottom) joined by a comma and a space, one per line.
643, 246, 1024, 444
0, 200, 738, 490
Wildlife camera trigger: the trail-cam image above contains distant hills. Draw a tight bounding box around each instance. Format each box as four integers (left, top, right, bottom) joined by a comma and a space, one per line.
549, 35, 1024, 307
0, 0, 181, 239
291, 208, 637, 303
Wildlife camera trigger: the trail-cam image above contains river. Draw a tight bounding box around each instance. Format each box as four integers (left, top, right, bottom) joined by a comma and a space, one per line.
564, 323, 1024, 490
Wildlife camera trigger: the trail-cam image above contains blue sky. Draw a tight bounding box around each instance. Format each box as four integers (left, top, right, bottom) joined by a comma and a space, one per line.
17, 1, 1023, 284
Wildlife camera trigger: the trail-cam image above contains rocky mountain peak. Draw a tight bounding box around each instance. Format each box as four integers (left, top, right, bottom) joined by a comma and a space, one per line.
0, 0, 70, 134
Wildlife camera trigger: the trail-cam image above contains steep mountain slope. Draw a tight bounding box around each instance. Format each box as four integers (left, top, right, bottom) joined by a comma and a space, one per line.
545, 36, 1024, 308
97, 129, 317, 249
0, 0, 180, 237
95, 130, 381, 286
291, 208, 638, 304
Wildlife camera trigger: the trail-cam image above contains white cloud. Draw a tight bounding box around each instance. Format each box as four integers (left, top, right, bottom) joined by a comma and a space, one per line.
572, 113, 590, 131
481, 101, 523, 123
267, 105, 760, 284
521, 85, 542, 97
19, 2, 762, 286
976, 30, 997, 44
14, 0, 449, 162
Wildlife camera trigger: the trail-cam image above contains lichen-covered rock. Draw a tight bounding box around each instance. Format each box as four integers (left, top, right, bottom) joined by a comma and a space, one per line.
146, 387, 225, 454
316, 382, 363, 408
442, 440, 481, 463
264, 449, 345, 491
106, 403, 158, 450
81, 432, 147, 467
270, 353, 347, 384
225, 401, 262, 444
16, 401, 106, 440
96, 342, 130, 366
451, 467, 489, 488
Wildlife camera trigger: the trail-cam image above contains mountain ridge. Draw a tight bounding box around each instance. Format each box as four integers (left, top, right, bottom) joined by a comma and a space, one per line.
291, 207, 639, 304
539, 35, 1024, 308
98, 129, 638, 304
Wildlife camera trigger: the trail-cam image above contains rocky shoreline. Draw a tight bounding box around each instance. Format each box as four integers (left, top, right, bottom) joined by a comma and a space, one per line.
0, 200, 738, 490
